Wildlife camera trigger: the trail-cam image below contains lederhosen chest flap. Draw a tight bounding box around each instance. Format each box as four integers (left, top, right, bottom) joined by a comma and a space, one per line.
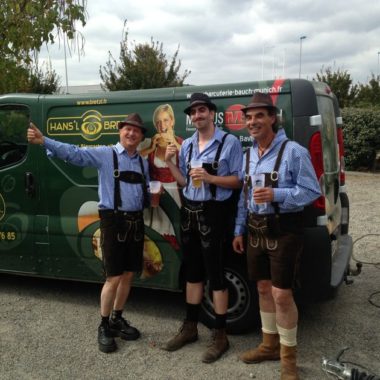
245, 140, 303, 238
186, 132, 229, 199
112, 149, 149, 210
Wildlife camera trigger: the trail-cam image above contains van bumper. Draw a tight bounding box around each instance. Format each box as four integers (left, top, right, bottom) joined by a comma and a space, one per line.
331, 234, 353, 288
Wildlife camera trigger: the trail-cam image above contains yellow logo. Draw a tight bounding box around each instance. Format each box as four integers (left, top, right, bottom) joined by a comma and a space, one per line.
47, 110, 127, 141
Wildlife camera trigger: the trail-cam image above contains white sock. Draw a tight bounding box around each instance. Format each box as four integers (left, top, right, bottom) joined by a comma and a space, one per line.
277, 324, 297, 347
260, 311, 278, 334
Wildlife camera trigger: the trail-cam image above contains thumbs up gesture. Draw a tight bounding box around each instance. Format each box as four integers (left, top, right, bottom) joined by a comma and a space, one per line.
27, 122, 44, 145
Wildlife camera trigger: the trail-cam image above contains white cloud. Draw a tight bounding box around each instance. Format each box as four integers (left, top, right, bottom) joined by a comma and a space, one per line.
38, 0, 380, 89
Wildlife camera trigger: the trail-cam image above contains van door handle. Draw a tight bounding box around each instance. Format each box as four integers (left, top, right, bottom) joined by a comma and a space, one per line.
25, 172, 35, 197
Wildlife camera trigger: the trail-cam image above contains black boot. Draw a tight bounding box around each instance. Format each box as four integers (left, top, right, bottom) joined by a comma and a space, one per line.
109, 316, 141, 341
98, 323, 117, 353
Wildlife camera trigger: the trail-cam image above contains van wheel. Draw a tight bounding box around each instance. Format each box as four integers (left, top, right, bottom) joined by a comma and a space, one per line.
339, 192, 350, 235
200, 264, 259, 334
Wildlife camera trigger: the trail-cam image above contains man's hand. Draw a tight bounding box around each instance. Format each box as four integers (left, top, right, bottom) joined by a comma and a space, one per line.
233, 235, 245, 254
189, 166, 213, 184
27, 123, 44, 145
253, 187, 274, 204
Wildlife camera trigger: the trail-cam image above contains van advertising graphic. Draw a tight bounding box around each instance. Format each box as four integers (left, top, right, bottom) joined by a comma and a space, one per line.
224, 104, 246, 131
47, 110, 126, 141
0, 193, 5, 221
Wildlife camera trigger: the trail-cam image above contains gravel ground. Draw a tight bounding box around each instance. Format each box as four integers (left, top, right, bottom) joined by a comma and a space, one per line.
1, 172, 379, 380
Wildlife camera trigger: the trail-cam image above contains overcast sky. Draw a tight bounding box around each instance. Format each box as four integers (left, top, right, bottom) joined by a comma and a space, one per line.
39, 0, 380, 89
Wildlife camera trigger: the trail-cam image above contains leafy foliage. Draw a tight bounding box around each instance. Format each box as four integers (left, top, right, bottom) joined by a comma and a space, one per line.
0, 0, 87, 64
342, 108, 380, 170
355, 74, 380, 109
0, 1, 86, 94
100, 28, 191, 91
314, 66, 358, 108
0, 59, 60, 94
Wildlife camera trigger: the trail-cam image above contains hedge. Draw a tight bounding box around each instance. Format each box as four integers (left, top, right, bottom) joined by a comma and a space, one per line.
342, 108, 380, 171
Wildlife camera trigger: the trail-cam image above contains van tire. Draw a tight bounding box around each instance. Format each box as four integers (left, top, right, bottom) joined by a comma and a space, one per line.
200, 261, 259, 334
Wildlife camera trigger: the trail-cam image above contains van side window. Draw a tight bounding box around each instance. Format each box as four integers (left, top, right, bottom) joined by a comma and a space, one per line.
0, 106, 29, 169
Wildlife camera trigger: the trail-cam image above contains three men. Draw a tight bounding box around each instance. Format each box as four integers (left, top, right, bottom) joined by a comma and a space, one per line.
233, 93, 321, 379
27, 91, 322, 375
162, 93, 243, 363
27, 113, 149, 353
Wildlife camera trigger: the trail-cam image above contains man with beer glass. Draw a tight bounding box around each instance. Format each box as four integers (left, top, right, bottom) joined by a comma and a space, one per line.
162, 93, 243, 363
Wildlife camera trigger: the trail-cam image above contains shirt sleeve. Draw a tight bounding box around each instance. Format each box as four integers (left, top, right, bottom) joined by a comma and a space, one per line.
272, 145, 321, 207
44, 137, 105, 168
227, 135, 244, 176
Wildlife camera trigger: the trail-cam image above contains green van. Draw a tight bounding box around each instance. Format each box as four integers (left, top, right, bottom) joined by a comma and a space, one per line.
0, 78, 353, 332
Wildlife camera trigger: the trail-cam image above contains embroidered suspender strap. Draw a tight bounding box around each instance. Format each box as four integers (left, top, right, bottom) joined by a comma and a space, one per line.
185, 142, 193, 192
208, 132, 229, 199
243, 148, 251, 207
113, 149, 121, 210
210, 133, 229, 199
271, 140, 289, 214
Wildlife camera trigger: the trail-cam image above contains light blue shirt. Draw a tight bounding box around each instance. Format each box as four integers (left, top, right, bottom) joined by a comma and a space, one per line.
234, 129, 321, 236
179, 126, 243, 201
44, 138, 150, 211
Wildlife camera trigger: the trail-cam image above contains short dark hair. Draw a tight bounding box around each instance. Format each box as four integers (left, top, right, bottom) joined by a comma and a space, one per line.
267, 107, 279, 132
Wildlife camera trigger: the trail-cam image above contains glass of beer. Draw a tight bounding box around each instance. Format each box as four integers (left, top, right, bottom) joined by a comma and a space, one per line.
190, 159, 203, 188
252, 173, 267, 212
149, 180, 162, 207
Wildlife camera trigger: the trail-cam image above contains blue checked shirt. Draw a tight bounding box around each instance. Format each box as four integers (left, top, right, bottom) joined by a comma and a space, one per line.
179, 126, 243, 201
44, 138, 150, 212
234, 129, 321, 236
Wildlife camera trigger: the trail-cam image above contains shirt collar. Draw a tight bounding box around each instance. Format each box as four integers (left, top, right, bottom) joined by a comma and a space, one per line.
252, 128, 286, 149
115, 142, 139, 158
190, 125, 223, 144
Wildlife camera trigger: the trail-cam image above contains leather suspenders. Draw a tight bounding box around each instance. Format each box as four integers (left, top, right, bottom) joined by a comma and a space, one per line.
112, 149, 149, 210
243, 140, 289, 210
186, 132, 229, 199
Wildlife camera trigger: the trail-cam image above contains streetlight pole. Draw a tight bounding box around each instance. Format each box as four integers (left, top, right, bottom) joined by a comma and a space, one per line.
299, 36, 307, 78
63, 35, 69, 94
261, 44, 274, 80
377, 51, 380, 80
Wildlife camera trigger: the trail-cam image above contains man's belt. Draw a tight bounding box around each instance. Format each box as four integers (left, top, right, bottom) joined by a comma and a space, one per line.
99, 209, 143, 219
248, 211, 303, 221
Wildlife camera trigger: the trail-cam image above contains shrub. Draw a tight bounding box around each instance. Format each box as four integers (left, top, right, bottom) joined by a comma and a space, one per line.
342, 108, 380, 170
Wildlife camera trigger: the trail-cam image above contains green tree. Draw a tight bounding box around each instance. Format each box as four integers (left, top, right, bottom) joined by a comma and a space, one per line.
0, 59, 60, 94
0, 0, 87, 64
356, 74, 380, 109
0, 0, 86, 94
314, 66, 358, 108
100, 29, 191, 91
342, 107, 380, 170
28, 62, 61, 94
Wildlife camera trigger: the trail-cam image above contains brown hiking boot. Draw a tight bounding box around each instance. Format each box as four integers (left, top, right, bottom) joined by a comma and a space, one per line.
280, 344, 299, 380
161, 320, 198, 352
239, 332, 280, 363
201, 328, 229, 363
